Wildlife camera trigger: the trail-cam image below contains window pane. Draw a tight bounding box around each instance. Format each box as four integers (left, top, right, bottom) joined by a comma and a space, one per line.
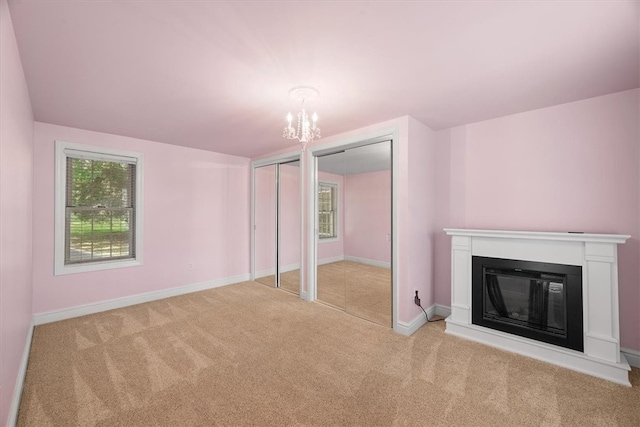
67, 209, 132, 262
66, 157, 135, 264
318, 183, 337, 239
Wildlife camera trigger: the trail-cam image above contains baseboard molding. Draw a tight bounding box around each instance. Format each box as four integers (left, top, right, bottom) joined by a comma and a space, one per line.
396, 304, 436, 336
435, 304, 451, 318
255, 263, 300, 278
344, 255, 390, 269
317, 255, 345, 266
33, 274, 250, 325
621, 348, 640, 368
6, 319, 35, 427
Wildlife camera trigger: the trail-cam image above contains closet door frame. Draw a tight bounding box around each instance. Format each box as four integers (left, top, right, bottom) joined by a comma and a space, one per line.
251, 153, 303, 292
306, 128, 399, 332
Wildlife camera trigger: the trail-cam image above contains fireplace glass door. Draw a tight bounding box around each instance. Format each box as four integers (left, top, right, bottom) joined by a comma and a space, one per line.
484, 268, 566, 336
472, 257, 583, 352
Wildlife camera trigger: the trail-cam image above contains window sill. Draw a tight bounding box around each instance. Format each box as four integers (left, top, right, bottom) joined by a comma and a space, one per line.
318, 237, 339, 244
55, 258, 142, 276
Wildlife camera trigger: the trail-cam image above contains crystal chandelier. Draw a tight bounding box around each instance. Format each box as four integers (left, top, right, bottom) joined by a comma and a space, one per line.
283, 86, 321, 147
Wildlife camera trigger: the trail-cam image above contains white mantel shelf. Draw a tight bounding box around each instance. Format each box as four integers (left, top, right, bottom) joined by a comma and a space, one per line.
444, 228, 632, 386
444, 229, 630, 244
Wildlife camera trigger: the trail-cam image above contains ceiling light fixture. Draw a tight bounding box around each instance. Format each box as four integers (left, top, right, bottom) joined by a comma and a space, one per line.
283, 86, 321, 148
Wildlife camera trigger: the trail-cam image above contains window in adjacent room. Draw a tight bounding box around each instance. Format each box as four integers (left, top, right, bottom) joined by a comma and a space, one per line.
318, 182, 338, 239
55, 141, 143, 275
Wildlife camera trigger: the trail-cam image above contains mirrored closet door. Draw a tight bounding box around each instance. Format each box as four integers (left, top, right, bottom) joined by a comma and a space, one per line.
316, 141, 392, 326
278, 161, 301, 294
253, 160, 301, 293
254, 164, 277, 287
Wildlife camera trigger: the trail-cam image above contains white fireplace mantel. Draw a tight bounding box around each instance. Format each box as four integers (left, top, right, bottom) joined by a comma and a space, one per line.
444, 228, 631, 386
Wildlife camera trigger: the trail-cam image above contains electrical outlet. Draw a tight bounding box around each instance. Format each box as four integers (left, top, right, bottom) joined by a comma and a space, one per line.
414, 290, 421, 307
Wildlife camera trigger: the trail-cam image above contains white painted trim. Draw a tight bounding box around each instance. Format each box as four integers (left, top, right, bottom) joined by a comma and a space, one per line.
255, 263, 301, 278
317, 255, 345, 266
390, 128, 400, 335
33, 274, 250, 325
444, 228, 630, 244
318, 237, 339, 244
446, 318, 631, 386
396, 305, 434, 336
344, 255, 390, 269
54, 140, 144, 276
435, 304, 451, 318
6, 319, 35, 427
318, 180, 340, 241
621, 348, 640, 368
250, 162, 256, 280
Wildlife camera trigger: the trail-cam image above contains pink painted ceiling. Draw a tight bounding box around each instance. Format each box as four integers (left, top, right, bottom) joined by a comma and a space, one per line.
7, 1, 639, 158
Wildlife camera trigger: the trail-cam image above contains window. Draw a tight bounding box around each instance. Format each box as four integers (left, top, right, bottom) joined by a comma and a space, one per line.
318, 182, 337, 239
55, 141, 143, 275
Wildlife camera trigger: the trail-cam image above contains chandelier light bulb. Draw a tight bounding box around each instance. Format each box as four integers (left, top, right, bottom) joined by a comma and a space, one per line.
287, 112, 293, 124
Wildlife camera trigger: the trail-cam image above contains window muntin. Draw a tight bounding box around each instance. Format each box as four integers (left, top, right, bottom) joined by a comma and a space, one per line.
318, 183, 337, 239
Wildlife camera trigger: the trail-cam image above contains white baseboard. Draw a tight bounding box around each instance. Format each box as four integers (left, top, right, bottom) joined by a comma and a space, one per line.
33, 274, 250, 325
396, 304, 436, 336
6, 319, 35, 427
621, 348, 640, 368
317, 255, 345, 266
255, 263, 300, 278
344, 255, 390, 269
435, 304, 451, 318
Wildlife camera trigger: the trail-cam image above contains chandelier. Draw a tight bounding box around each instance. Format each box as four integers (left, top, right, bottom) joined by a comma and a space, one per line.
283, 86, 321, 146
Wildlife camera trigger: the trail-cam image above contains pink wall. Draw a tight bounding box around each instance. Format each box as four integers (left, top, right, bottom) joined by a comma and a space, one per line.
317, 170, 345, 262
0, 0, 34, 423
344, 170, 391, 264
406, 117, 438, 315
32, 122, 251, 314
435, 89, 640, 351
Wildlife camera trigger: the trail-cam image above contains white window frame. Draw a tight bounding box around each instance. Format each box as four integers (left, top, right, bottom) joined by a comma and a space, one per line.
318, 181, 339, 243
54, 141, 144, 275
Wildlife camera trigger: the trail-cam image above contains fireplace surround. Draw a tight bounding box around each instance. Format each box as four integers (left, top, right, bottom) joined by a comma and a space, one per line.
444, 229, 631, 386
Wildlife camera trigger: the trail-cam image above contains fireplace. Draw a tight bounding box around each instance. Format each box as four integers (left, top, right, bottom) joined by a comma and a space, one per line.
471, 257, 583, 351
444, 229, 631, 386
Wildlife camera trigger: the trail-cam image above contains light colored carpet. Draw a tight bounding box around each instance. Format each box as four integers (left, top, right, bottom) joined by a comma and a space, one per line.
18, 281, 639, 426
317, 261, 391, 326
257, 261, 392, 326
256, 269, 300, 295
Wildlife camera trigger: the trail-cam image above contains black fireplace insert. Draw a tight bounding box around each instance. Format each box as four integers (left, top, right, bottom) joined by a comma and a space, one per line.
472, 256, 583, 352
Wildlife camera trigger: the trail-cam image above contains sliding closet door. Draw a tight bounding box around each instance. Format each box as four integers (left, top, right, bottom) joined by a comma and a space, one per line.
255, 164, 277, 287
278, 161, 301, 294
344, 142, 392, 326
315, 142, 392, 326
316, 152, 346, 309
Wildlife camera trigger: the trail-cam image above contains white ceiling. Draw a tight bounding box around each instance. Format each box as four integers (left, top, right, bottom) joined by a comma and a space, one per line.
7, 1, 639, 158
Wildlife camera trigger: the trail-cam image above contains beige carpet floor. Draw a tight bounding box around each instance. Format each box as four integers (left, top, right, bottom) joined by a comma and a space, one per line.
18, 281, 639, 426
255, 269, 300, 295
257, 261, 392, 326
317, 261, 391, 326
